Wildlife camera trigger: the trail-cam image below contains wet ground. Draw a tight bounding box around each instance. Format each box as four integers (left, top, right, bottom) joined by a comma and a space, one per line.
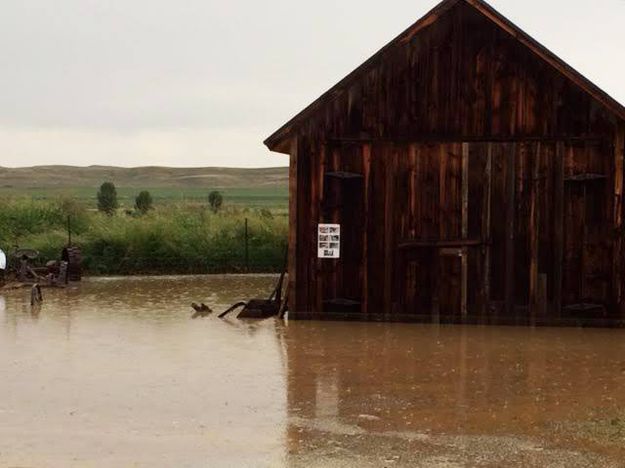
1, 276, 625, 467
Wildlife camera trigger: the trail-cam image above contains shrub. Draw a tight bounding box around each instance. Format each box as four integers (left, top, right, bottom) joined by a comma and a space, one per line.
135, 191, 153, 214
97, 182, 119, 215
208, 191, 223, 213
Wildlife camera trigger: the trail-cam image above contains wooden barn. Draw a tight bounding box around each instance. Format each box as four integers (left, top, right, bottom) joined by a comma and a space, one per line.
264, 0, 625, 325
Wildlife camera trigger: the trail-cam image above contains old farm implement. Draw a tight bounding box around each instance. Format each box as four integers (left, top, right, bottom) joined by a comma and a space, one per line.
1, 217, 82, 291
191, 269, 288, 320
220, 269, 288, 319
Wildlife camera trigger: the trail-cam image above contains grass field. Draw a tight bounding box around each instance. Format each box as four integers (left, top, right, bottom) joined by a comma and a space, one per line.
0, 186, 289, 210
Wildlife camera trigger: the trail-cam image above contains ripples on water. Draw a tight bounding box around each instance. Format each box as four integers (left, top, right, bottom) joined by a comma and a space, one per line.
1, 276, 625, 467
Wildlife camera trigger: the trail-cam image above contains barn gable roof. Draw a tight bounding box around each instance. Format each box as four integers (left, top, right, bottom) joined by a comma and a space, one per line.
265, 0, 625, 152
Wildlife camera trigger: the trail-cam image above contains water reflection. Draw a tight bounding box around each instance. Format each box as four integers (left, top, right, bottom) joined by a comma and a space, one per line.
1, 276, 625, 467
283, 322, 625, 466
0, 276, 287, 468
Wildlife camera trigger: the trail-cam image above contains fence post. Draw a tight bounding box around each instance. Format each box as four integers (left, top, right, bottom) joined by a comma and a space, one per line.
67, 215, 72, 246
244, 218, 249, 272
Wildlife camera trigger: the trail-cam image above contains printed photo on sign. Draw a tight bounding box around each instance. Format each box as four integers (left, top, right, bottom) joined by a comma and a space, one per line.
318, 224, 340, 259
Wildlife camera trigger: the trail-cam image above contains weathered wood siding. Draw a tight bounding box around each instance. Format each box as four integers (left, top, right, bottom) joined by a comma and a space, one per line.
294, 139, 617, 322
295, 3, 617, 143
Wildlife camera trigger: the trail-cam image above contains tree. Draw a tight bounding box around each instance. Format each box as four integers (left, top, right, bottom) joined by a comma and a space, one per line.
97, 182, 119, 215
208, 191, 223, 213
135, 191, 153, 214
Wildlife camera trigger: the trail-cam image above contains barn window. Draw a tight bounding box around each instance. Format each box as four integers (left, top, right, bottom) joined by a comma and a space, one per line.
564, 174, 607, 227
321, 171, 364, 217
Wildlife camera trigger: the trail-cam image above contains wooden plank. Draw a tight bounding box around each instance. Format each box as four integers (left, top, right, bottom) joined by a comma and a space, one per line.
383, 147, 396, 318
461, 248, 468, 320
308, 142, 320, 314
431, 248, 440, 324
439, 144, 449, 240
367, 144, 386, 316
316, 144, 327, 314
297, 139, 312, 312
553, 141, 565, 318
328, 145, 340, 303
538, 273, 548, 318
529, 143, 541, 321
615, 124, 625, 316
462, 143, 470, 238
482, 143, 493, 318
504, 143, 516, 317
288, 136, 298, 314
362, 143, 372, 318
398, 239, 482, 249
461, 143, 469, 319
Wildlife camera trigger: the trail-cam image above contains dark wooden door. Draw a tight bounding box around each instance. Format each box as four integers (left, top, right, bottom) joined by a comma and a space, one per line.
320, 143, 366, 314
563, 177, 610, 308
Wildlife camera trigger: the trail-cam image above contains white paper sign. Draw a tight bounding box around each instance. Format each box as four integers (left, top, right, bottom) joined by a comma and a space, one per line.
318, 224, 341, 259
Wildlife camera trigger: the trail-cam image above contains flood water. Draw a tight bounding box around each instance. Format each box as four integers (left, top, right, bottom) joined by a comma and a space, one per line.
2, 276, 625, 467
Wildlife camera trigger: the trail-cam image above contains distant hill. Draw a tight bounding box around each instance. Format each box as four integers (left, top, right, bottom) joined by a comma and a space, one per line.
0, 165, 288, 189
0, 165, 290, 208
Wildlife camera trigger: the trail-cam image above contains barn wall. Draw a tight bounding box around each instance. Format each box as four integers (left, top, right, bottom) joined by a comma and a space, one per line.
294, 138, 616, 323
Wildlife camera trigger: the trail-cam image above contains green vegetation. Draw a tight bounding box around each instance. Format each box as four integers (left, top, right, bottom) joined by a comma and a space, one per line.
0, 186, 288, 211
208, 190, 223, 213
135, 191, 153, 214
0, 165, 289, 275
97, 182, 119, 215
0, 197, 288, 275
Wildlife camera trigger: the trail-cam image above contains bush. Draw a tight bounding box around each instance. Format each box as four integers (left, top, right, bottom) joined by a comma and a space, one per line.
97, 182, 119, 215
135, 191, 153, 214
208, 191, 223, 213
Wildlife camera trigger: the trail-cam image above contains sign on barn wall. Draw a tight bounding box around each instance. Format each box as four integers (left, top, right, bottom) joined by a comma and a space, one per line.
318, 224, 341, 259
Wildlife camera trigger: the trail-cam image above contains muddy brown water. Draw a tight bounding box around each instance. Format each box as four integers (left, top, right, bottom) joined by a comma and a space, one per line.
2, 276, 625, 467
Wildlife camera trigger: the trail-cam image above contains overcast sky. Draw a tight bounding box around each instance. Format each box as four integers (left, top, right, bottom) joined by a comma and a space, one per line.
0, 0, 623, 168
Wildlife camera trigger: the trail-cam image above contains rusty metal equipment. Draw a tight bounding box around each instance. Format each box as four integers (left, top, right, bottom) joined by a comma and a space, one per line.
214, 269, 287, 320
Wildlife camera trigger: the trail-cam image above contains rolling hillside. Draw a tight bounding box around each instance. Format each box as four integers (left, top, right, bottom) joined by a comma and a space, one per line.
0, 165, 289, 207
0, 165, 288, 189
